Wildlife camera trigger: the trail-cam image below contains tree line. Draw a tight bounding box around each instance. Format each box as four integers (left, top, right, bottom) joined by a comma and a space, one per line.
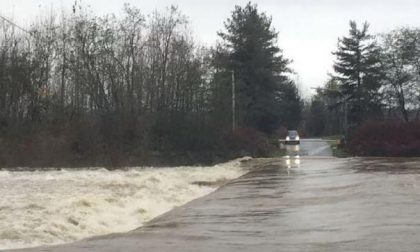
0, 2, 302, 167
304, 21, 420, 137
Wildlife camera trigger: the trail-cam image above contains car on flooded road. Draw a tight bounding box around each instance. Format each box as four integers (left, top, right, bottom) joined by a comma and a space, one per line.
285, 130, 300, 145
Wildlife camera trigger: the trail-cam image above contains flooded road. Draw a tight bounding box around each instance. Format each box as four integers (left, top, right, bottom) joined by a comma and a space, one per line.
283, 138, 333, 156
0, 159, 248, 250
13, 140, 420, 252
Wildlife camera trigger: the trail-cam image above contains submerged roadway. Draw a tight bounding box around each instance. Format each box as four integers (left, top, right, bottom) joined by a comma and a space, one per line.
14, 139, 420, 252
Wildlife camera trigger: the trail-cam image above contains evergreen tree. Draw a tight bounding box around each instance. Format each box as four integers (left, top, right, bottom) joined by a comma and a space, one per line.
333, 21, 383, 126
305, 97, 327, 137
276, 81, 303, 129
215, 2, 300, 134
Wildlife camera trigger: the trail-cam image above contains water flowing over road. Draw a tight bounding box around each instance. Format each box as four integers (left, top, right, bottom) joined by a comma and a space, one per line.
283, 138, 333, 156
0, 159, 249, 250
9, 139, 420, 252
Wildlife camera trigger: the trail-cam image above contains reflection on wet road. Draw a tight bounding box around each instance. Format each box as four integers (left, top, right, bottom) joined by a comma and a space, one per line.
16, 140, 420, 252
284, 138, 333, 156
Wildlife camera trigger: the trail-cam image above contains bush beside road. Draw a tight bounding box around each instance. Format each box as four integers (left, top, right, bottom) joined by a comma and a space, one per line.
348, 121, 420, 157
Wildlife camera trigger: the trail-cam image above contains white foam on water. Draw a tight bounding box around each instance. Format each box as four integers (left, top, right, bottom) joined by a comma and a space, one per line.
0, 157, 250, 250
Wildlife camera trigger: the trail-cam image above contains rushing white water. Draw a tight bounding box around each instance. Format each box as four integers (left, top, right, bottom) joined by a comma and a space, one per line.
0, 158, 250, 250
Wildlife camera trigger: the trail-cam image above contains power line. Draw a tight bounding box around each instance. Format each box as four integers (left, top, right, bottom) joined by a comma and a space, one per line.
0, 14, 31, 34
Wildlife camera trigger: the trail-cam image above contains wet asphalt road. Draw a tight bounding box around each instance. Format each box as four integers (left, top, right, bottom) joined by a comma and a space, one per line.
13, 140, 420, 252
283, 138, 333, 156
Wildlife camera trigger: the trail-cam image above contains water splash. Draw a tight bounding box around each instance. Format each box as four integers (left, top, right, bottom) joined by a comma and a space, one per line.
0, 158, 249, 250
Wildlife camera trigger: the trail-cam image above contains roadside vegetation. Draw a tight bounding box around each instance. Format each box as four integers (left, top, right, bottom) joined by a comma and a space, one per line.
2, 2, 420, 166
323, 137, 350, 158
303, 22, 420, 157
348, 121, 420, 157
0, 2, 301, 167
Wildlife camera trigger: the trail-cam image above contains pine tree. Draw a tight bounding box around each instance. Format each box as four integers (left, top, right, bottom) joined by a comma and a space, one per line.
333, 21, 383, 126
215, 2, 300, 134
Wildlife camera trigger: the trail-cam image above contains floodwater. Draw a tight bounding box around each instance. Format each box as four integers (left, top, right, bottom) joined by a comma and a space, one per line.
283, 138, 333, 156
9, 140, 420, 252
0, 158, 249, 250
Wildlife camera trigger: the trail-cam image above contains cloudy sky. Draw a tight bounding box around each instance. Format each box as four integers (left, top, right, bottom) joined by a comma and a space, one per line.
2, 0, 420, 96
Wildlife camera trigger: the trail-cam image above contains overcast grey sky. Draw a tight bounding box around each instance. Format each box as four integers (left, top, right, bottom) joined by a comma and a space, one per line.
2, 0, 420, 96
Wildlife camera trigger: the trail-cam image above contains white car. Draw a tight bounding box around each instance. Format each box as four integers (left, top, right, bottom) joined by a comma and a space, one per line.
285, 130, 300, 145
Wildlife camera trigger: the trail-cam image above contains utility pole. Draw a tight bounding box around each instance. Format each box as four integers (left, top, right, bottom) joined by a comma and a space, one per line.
232, 70, 236, 132
343, 101, 348, 140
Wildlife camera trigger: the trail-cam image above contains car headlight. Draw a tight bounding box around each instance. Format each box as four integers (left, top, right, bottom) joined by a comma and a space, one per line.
296, 136, 300, 140
286, 136, 290, 141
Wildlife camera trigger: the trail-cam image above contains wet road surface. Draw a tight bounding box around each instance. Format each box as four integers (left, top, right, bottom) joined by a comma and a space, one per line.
14, 140, 420, 252
283, 138, 333, 156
